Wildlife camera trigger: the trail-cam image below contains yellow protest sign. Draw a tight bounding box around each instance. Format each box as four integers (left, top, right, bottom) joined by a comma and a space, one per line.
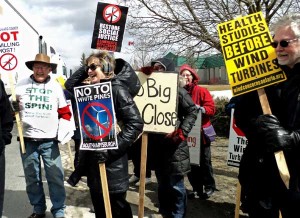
217, 12, 286, 96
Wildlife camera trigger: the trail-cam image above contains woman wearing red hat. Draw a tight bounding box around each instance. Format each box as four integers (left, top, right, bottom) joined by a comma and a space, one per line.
179, 64, 217, 199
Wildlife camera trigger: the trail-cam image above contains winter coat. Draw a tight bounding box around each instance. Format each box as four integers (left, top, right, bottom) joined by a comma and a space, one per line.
0, 79, 13, 155
179, 64, 215, 128
235, 63, 300, 200
65, 59, 144, 193
149, 58, 198, 175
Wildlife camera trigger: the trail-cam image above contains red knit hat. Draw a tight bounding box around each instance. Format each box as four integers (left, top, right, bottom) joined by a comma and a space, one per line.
179, 64, 200, 83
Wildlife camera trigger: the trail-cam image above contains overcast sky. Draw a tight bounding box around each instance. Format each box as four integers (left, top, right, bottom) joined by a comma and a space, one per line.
11, 0, 133, 71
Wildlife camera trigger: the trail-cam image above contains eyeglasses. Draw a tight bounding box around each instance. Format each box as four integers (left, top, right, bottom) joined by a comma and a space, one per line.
181, 73, 192, 78
86, 63, 100, 72
33, 65, 49, 70
271, 38, 299, 48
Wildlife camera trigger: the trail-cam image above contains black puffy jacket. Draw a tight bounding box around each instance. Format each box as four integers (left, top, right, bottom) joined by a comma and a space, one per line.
149, 58, 198, 175
65, 59, 144, 193
0, 79, 13, 155
235, 63, 300, 198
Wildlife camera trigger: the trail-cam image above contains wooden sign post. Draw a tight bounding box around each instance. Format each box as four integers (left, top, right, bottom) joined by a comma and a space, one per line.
99, 163, 112, 218
8, 73, 25, 154
138, 133, 148, 218
234, 182, 242, 218
67, 141, 75, 171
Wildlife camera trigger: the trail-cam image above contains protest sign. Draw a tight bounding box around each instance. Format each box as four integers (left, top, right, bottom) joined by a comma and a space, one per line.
91, 2, 128, 52
217, 12, 286, 96
227, 109, 247, 167
187, 112, 201, 165
74, 82, 118, 150
134, 71, 178, 134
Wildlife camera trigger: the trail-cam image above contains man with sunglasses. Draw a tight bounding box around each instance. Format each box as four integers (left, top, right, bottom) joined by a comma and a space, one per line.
234, 14, 300, 218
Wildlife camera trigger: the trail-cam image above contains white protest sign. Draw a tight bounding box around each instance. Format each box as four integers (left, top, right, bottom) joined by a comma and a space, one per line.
227, 109, 248, 167
134, 71, 178, 134
187, 112, 201, 165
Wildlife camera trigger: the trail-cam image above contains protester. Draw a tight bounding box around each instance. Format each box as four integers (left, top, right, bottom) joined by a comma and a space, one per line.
11, 53, 71, 218
143, 58, 198, 218
0, 79, 14, 217
65, 51, 144, 218
179, 64, 217, 200
234, 14, 300, 218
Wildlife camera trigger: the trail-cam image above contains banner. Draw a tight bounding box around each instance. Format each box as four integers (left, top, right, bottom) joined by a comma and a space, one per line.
74, 82, 118, 150
91, 2, 128, 52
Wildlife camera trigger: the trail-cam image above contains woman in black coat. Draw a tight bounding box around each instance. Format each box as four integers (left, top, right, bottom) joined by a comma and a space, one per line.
65, 51, 143, 218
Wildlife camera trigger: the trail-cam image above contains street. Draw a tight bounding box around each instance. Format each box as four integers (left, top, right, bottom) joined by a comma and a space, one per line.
2, 125, 95, 218
2, 125, 247, 218
2, 125, 158, 218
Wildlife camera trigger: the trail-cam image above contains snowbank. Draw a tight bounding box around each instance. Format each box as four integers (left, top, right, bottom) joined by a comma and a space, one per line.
210, 90, 233, 100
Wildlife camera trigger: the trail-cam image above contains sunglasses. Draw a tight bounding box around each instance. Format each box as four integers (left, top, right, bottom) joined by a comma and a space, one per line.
86, 63, 100, 72
271, 38, 299, 48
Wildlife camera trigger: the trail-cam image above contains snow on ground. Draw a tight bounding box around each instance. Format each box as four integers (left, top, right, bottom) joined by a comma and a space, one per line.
210, 90, 233, 100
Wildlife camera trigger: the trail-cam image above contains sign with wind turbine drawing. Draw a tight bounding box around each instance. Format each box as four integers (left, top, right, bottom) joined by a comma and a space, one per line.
74, 82, 118, 150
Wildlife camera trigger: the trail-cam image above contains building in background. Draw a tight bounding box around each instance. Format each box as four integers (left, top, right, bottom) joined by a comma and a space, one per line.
164, 52, 228, 85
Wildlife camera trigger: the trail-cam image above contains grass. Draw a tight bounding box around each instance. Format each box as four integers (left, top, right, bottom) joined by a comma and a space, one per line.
200, 84, 231, 91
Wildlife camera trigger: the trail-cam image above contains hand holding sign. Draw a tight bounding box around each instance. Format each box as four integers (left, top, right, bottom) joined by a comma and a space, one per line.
165, 128, 185, 145
256, 114, 300, 153
95, 150, 109, 163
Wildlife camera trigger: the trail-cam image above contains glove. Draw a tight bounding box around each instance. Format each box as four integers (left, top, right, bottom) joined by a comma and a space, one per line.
140, 66, 154, 75
199, 107, 206, 114
94, 150, 109, 164
11, 100, 20, 112
196, 105, 205, 114
256, 114, 300, 152
165, 128, 186, 145
225, 102, 235, 116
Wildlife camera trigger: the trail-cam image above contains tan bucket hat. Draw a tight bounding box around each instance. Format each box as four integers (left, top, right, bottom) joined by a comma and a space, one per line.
25, 53, 57, 71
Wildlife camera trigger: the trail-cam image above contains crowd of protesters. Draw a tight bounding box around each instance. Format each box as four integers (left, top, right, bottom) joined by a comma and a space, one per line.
1, 12, 300, 218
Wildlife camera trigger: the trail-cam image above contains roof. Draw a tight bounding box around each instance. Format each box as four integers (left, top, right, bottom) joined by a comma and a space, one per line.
164, 52, 225, 69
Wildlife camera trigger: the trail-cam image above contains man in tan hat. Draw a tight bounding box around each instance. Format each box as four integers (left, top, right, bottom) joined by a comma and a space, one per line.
11, 53, 71, 218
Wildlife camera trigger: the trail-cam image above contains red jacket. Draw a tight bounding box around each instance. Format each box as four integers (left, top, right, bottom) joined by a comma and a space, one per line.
191, 85, 215, 128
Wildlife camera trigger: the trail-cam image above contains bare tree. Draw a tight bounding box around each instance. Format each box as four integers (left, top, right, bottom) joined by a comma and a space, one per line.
80, 53, 86, 67
126, 0, 299, 59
